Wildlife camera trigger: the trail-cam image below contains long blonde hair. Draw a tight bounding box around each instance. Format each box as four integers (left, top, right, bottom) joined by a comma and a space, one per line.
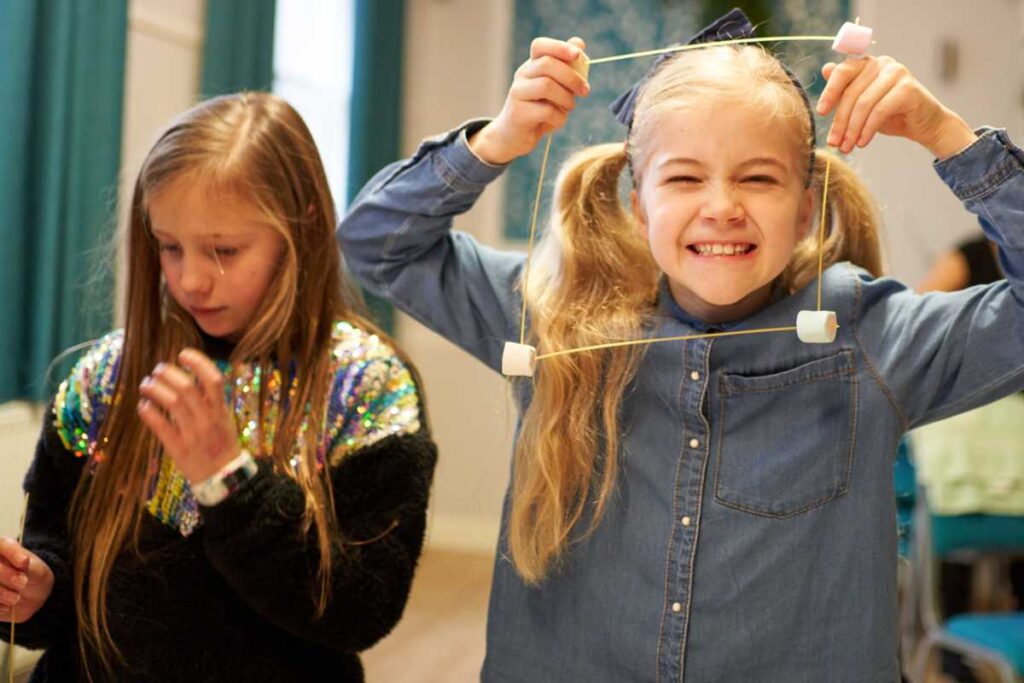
511, 46, 883, 583
68, 93, 406, 672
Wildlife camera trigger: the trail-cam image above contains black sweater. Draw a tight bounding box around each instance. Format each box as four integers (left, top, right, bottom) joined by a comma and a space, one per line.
1, 328, 437, 682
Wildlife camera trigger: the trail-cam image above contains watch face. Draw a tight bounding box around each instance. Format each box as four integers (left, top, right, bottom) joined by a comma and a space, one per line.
196, 480, 228, 506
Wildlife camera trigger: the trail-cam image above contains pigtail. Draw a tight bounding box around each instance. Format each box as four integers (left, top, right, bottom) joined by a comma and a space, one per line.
511, 143, 658, 582
781, 148, 884, 292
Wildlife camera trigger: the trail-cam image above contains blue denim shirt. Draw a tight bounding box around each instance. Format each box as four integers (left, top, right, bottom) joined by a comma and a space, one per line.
339, 123, 1024, 682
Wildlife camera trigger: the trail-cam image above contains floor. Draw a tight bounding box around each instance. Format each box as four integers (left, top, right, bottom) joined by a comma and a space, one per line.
362, 549, 495, 682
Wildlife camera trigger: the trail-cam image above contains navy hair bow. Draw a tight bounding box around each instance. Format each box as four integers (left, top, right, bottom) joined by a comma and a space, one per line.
609, 8, 754, 129
608, 7, 817, 184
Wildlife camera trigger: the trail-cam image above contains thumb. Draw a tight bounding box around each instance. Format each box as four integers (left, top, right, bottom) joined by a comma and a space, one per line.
567, 36, 586, 52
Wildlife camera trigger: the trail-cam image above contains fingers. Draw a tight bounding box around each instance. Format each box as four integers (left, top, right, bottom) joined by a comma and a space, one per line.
817, 56, 917, 153
841, 66, 906, 150
521, 101, 569, 136
137, 397, 185, 456
512, 73, 578, 113
177, 349, 225, 408
0, 538, 28, 608
139, 362, 202, 425
516, 53, 589, 98
824, 57, 883, 151
0, 563, 27, 597
529, 36, 581, 63
0, 537, 29, 572
816, 56, 871, 117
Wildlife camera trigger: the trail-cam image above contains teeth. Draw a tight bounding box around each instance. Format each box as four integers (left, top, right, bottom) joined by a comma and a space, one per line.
694, 243, 751, 255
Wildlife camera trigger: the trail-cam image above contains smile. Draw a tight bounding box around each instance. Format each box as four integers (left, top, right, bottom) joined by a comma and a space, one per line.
688, 243, 756, 256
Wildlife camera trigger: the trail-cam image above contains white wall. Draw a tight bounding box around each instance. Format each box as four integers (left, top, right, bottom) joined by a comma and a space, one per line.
119, 0, 205, 231
852, 0, 1023, 284
401, 0, 517, 553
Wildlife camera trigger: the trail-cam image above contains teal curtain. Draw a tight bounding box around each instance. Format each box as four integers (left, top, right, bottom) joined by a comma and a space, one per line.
0, 0, 127, 402
201, 0, 277, 95
346, 0, 405, 332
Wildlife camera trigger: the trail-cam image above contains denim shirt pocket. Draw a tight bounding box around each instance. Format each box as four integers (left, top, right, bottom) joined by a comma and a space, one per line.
713, 350, 858, 518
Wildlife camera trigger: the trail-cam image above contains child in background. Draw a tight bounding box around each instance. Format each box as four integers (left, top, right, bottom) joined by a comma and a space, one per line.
340, 10, 1024, 682
0, 93, 436, 682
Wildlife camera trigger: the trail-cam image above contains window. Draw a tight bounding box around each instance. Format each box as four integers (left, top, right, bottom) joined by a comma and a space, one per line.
273, 0, 354, 209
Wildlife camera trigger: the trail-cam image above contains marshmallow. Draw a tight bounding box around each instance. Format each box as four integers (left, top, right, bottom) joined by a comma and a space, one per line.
796, 311, 839, 344
832, 22, 873, 56
570, 52, 590, 81
502, 342, 538, 377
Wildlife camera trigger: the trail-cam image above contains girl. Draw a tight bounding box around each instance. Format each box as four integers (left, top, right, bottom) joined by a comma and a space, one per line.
0, 93, 437, 682
339, 10, 1024, 682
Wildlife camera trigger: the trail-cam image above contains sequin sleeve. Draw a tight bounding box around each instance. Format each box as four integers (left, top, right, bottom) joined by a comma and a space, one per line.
322, 322, 422, 464
198, 322, 437, 654
52, 330, 123, 460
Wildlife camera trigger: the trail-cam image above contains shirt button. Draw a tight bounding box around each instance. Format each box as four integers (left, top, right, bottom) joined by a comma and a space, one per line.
690, 371, 700, 381
689, 438, 700, 448
681, 516, 692, 526
672, 602, 682, 613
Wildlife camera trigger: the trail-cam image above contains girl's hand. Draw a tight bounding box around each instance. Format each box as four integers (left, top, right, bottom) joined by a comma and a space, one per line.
816, 56, 976, 159
137, 349, 240, 484
469, 37, 590, 165
0, 537, 53, 623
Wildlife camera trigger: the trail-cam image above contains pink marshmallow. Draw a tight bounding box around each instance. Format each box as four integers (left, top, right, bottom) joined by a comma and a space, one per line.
832, 22, 873, 56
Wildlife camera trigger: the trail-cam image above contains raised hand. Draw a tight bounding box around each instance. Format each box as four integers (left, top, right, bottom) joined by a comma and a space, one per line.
137, 349, 240, 484
469, 37, 590, 165
816, 55, 976, 159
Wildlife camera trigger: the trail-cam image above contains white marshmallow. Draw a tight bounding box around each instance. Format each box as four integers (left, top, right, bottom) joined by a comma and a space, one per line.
570, 52, 590, 81
796, 310, 839, 344
832, 22, 873, 56
502, 342, 538, 377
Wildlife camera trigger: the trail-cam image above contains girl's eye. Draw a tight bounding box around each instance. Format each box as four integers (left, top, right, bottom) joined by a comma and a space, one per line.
742, 175, 778, 185
667, 175, 701, 184
158, 243, 181, 254
213, 247, 239, 257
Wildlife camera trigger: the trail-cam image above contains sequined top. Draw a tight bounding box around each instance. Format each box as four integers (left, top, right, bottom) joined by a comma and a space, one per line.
52, 321, 421, 537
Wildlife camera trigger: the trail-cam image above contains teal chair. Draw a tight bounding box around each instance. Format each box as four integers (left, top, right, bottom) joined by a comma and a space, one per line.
910, 492, 1024, 682
895, 438, 916, 559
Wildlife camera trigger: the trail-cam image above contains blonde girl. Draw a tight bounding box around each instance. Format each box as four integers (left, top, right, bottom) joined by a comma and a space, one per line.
0, 93, 436, 682
339, 10, 1023, 682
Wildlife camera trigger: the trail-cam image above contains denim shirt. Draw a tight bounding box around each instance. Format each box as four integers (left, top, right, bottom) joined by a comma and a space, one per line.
339, 123, 1024, 682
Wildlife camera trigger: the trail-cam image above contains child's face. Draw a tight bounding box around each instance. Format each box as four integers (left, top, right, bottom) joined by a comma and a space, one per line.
148, 180, 285, 341
631, 104, 813, 323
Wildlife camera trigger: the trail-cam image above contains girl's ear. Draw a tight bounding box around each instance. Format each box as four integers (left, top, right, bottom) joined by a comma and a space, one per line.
630, 188, 649, 240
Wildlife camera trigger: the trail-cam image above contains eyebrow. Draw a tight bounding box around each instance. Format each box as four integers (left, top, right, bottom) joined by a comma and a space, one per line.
657, 156, 790, 173
150, 228, 244, 240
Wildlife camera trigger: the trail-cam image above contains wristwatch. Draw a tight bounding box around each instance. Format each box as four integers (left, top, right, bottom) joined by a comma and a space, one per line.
191, 450, 258, 506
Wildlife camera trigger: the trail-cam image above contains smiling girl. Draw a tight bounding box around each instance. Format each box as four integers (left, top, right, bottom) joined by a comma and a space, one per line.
338, 11, 1024, 681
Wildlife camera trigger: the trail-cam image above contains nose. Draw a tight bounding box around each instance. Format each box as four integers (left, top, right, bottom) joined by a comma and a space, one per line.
178, 253, 215, 297
699, 183, 745, 225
